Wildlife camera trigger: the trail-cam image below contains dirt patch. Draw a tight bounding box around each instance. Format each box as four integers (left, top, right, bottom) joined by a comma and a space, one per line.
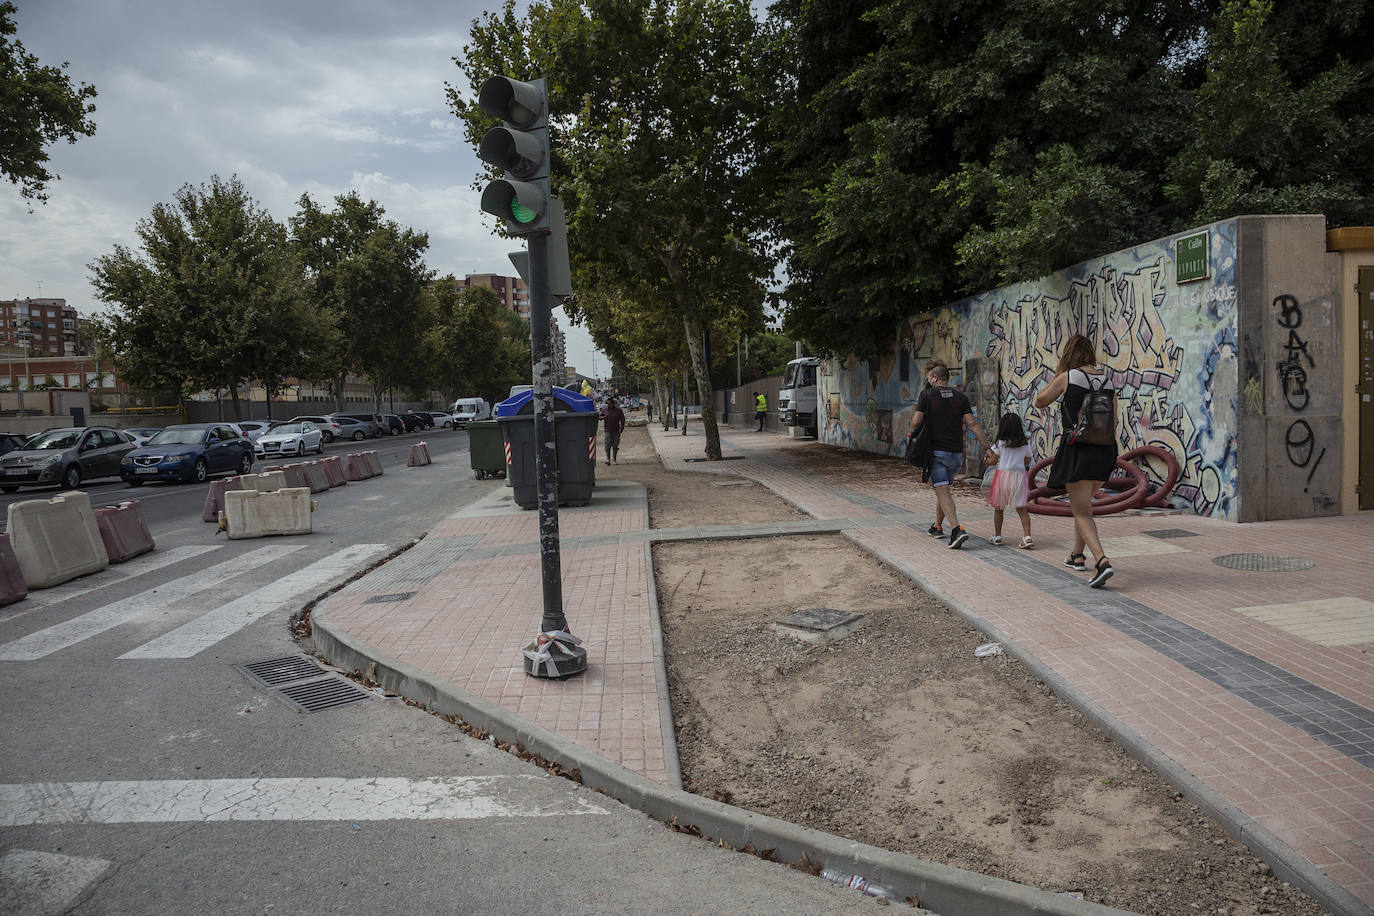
605, 424, 1327, 915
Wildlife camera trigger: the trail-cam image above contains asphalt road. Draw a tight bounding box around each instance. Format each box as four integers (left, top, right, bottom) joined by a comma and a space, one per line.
0, 427, 866, 915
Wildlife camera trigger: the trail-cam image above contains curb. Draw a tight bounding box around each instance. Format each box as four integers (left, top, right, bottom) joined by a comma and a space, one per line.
311, 611, 1135, 916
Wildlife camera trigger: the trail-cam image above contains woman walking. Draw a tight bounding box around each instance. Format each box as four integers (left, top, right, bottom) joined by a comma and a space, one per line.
1033, 334, 1116, 587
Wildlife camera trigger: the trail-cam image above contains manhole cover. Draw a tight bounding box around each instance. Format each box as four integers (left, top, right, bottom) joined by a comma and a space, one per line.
775, 607, 866, 644
365, 591, 417, 604
1143, 529, 1199, 539
1212, 554, 1315, 572
240, 655, 325, 687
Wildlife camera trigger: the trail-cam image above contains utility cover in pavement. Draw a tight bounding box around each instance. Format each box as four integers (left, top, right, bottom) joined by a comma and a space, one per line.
1212, 553, 1316, 572
1143, 529, 1199, 539
365, 591, 417, 604
684, 456, 746, 462
775, 607, 866, 644
238, 655, 372, 713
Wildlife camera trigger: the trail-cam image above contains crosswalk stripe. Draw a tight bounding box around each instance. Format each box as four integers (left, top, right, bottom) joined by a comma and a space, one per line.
119, 543, 388, 659
0, 777, 608, 824
3, 546, 220, 618
0, 545, 305, 661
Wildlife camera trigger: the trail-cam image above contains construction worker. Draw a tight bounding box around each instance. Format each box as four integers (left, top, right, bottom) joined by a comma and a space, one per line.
754, 391, 767, 431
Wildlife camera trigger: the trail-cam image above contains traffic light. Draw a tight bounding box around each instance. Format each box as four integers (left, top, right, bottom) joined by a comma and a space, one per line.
477, 76, 550, 235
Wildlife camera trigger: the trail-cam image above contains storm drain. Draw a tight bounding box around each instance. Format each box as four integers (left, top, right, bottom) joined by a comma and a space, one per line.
1212, 553, 1316, 572
237, 654, 372, 713
1143, 528, 1200, 539
365, 591, 416, 604
684, 456, 746, 462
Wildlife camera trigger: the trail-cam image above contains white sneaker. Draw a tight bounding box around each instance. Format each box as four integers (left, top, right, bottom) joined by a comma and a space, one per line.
988, 535, 1004, 546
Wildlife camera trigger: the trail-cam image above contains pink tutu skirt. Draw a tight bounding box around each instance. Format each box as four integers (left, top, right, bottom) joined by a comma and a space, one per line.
987, 468, 1029, 509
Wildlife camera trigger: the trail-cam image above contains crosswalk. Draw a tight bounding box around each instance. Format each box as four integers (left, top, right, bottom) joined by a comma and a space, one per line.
0, 542, 387, 662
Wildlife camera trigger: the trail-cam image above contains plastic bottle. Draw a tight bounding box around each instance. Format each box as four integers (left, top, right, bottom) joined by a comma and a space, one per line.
819, 867, 898, 901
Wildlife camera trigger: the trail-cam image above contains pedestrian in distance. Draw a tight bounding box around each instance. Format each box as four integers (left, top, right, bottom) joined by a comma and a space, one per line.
1033, 333, 1117, 587
646, 400, 653, 422
985, 412, 1034, 549
754, 391, 767, 431
603, 397, 626, 465
910, 363, 993, 549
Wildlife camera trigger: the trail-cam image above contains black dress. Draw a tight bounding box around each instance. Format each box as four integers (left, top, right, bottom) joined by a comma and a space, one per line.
1046, 368, 1118, 488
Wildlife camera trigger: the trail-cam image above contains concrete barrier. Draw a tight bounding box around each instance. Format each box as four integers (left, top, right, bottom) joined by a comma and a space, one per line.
202, 475, 245, 522
320, 456, 348, 488
363, 451, 384, 477
277, 463, 312, 491
407, 442, 431, 466
344, 453, 372, 481
7, 491, 109, 588
0, 533, 29, 607
221, 487, 312, 539
93, 499, 156, 563
243, 470, 288, 492
300, 461, 330, 493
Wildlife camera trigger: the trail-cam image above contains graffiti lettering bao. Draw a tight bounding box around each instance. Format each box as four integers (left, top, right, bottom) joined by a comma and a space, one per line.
1274, 294, 1326, 493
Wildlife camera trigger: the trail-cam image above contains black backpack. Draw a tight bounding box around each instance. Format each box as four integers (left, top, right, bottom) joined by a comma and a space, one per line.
906, 421, 934, 478
1067, 374, 1116, 447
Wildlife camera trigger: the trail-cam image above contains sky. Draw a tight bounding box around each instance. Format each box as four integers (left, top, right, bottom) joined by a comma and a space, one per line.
0, 0, 609, 378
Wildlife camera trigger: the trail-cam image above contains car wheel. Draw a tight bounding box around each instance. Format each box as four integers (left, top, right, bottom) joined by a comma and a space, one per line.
1, 486, 17, 494
238, 453, 253, 475
315, 439, 324, 454
296, 441, 306, 457
192, 458, 208, 483
322, 432, 334, 443
352, 430, 365, 441
62, 465, 81, 490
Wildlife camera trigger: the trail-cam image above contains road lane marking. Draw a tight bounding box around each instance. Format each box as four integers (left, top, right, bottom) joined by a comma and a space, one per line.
1, 546, 220, 620
0, 545, 305, 661
119, 543, 388, 658
0, 777, 608, 824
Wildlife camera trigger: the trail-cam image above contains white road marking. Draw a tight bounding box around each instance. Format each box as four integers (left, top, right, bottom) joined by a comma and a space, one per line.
119, 543, 388, 658
1, 546, 220, 620
0, 545, 305, 661
0, 777, 607, 824
0, 850, 112, 916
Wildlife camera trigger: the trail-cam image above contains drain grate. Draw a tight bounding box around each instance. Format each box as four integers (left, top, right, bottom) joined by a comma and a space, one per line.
1213, 553, 1316, 572
365, 591, 416, 604
1143, 528, 1200, 539
684, 456, 746, 462
240, 655, 326, 687
277, 678, 373, 713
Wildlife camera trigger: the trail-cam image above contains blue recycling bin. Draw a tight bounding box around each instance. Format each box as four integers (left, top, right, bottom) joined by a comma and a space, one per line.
496, 386, 598, 509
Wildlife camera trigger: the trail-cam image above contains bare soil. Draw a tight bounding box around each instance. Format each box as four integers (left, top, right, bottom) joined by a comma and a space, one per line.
601, 423, 1327, 915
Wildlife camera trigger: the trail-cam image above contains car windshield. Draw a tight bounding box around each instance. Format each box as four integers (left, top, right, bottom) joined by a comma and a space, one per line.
333, 417, 357, 424
147, 428, 206, 446
269, 423, 304, 434
23, 429, 82, 449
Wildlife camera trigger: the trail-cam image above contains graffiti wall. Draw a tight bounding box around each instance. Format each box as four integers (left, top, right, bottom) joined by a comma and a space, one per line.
819, 216, 1339, 521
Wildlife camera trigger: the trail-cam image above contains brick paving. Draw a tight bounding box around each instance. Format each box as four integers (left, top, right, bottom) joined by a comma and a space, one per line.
314, 419, 1374, 910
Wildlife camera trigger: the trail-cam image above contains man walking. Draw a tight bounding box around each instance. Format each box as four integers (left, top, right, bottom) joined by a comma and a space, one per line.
754, 391, 767, 431
603, 397, 626, 465
910, 364, 993, 549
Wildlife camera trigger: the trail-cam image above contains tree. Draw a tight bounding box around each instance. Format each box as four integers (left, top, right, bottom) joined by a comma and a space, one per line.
289, 192, 433, 411
451, 0, 775, 460
426, 278, 530, 404
89, 175, 324, 417
0, 1, 97, 204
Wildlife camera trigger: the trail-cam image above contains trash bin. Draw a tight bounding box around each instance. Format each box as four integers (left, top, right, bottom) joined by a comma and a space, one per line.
496, 386, 598, 509
467, 420, 506, 480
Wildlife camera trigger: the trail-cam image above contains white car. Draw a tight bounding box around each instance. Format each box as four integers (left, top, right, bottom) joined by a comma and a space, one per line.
234, 421, 273, 442
254, 421, 324, 458
426, 411, 455, 429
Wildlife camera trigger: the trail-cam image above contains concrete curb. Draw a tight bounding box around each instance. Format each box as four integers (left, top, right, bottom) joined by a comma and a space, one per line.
310, 611, 1134, 916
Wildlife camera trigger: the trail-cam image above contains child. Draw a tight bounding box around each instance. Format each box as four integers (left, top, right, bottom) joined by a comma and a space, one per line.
985, 412, 1034, 548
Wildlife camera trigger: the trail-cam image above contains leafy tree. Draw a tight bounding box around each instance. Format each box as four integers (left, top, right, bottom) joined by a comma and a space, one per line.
89, 175, 324, 418
0, 1, 97, 204
426, 278, 530, 404
451, 0, 774, 459
289, 192, 432, 411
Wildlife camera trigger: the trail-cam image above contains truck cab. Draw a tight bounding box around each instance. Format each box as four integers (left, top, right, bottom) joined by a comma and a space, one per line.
778, 356, 820, 437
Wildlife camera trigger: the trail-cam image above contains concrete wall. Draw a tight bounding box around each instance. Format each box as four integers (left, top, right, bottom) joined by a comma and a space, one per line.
818, 214, 1342, 522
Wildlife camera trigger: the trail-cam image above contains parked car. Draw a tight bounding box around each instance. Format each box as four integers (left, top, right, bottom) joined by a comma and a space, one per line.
288, 415, 343, 443
121, 423, 254, 485
398, 413, 427, 432
330, 416, 374, 441
381, 414, 406, 436
234, 421, 273, 442
0, 426, 137, 492
405, 410, 433, 430
426, 411, 455, 429
125, 427, 163, 447
0, 432, 30, 456
450, 398, 491, 428
255, 421, 324, 458
332, 413, 384, 438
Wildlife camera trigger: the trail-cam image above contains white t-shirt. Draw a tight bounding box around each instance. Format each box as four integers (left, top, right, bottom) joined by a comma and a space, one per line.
994, 441, 1031, 471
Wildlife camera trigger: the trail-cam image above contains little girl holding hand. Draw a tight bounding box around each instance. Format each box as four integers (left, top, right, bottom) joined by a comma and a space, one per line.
986, 413, 1034, 548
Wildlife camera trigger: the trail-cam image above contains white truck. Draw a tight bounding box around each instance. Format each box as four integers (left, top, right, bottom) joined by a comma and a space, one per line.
778, 356, 820, 437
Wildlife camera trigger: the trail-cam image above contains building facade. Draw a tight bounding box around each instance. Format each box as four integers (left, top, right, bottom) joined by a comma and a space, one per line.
0, 298, 90, 357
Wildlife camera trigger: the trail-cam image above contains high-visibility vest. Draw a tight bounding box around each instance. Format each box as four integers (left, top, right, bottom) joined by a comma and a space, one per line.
755, 394, 767, 412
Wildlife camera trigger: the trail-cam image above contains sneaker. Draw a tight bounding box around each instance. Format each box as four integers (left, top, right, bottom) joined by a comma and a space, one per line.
948, 526, 969, 549
926, 524, 944, 539
988, 535, 1004, 546
1063, 553, 1087, 571
1088, 558, 1114, 588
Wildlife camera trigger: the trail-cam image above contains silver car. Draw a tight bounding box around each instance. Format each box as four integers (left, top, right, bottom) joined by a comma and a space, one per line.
0, 427, 136, 493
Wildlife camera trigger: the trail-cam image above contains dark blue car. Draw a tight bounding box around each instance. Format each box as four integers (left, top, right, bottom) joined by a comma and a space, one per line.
121, 423, 254, 485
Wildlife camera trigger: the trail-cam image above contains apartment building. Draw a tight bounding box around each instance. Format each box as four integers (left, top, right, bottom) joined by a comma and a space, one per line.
0, 298, 88, 357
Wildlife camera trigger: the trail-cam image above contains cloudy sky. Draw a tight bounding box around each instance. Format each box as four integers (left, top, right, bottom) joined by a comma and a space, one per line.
0, 0, 610, 378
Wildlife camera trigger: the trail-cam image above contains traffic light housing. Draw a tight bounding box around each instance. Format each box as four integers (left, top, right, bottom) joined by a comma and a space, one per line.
477, 76, 550, 235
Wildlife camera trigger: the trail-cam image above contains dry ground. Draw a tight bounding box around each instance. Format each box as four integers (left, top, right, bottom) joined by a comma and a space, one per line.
599, 422, 1326, 915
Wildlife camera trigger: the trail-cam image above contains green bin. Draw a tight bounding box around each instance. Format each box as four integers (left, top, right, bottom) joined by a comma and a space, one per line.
467, 420, 507, 479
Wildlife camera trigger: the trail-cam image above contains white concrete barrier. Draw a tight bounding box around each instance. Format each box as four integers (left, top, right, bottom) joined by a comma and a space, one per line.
221, 487, 313, 539
7, 491, 110, 588
242, 470, 288, 492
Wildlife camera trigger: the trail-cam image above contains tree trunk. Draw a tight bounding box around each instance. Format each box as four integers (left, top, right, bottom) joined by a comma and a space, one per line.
684, 318, 721, 459
229, 386, 242, 421
654, 377, 669, 430
335, 371, 346, 413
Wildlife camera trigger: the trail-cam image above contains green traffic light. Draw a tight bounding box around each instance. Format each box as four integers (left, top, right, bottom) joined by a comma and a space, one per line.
511, 197, 537, 223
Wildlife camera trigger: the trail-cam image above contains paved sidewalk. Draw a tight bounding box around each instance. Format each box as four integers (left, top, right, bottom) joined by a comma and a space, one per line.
312, 422, 1374, 913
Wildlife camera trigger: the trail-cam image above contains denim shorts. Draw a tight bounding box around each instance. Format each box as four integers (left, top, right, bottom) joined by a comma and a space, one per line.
929, 449, 964, 487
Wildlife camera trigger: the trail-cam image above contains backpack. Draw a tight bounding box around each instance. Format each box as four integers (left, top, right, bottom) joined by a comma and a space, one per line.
906, 420, 934, 478
1067, 373, 1116, 447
